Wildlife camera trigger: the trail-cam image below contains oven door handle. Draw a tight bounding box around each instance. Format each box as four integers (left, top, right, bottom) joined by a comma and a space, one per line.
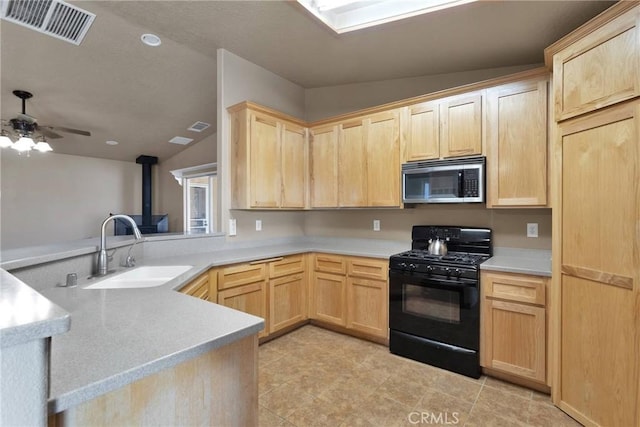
389, 271, 476, 291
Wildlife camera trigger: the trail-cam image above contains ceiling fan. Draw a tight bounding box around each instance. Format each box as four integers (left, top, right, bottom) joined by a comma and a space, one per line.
2, 89, 92, 140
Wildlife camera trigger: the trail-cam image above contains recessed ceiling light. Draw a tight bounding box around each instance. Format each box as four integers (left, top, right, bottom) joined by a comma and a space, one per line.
187, 121, 211, 132
169, 136, 193, 145
141, 33, 161, 47
105, 140, 119, 146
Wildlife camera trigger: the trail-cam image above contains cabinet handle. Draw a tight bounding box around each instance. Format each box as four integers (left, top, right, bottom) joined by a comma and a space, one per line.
249, 257, 284, 265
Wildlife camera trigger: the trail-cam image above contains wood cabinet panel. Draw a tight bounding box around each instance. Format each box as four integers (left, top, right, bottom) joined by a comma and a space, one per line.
482, 299, 546, 383
179, 271, 210, 301
338, 119, 367, 207
403, 102, 440, 161
347, 257, 388, 281
311, 272, 347, 326
250, 113, 281, 208
440, 93, 483, 158
310, 124, 339, 208
269, 273, 306, 333
314, 254, 347, 275
367, 111, 400, 207
486, 78, 549, 207
553, 9, 640, 121
218, 263, 266, 290
281, 123, 307, 208
347, 277, 388, 338
269, 254, 305, 278
483, 271, 546, 306
218, 282, 268, 338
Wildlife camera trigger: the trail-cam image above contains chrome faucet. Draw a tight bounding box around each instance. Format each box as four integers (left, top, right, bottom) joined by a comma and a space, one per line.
97, 214, 143, 276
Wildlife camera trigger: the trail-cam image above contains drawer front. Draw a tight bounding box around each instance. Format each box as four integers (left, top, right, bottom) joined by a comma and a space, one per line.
218, 263, 266, 290
314, 254, 347, 275
269, 255, 305, 278
482, 271, 546, 306
179, 272, 209, 300
347, 257, 388, 280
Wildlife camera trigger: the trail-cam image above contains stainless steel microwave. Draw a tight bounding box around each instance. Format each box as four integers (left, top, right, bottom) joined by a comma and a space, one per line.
402, 156, 485, 204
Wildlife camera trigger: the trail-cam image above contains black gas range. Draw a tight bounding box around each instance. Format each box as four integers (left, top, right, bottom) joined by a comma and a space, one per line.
389, 226, 492, 378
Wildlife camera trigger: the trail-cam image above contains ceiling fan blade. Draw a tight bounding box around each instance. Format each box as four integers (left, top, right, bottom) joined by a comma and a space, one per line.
38, 127, 63, 139
39, 125, 91, 137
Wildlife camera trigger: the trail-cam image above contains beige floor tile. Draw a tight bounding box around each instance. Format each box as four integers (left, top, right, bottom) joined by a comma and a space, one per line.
259, 383, 316, 419
318, 374, 379, 403
351, 394, 414, 427
259, 405, 287, 427
527, 401, 582, 427
286, 395, 350, 427
376, 375, 431, 408
284, 365, 341, 397
259, 342, 286, 368
465, 403, 530, 427
430, 372, 483, 403
531, 390, 553, 405
474, 385, 531, 424
484, 376, 534, 399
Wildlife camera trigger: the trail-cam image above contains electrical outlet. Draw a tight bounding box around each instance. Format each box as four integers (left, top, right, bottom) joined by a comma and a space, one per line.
373, 219, 381, 231
256, 219, 262, 231
228, 219, 237, 236
527, 223, 538, 238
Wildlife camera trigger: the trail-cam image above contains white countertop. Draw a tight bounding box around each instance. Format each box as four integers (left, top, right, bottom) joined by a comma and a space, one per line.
0, 269, 70, 348
480, 247, 552, 277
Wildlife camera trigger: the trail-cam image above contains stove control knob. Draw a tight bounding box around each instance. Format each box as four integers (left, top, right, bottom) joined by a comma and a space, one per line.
454, 268, 462, 278
409, 263, 417, 270
399, 262, 407, 269
444, 267, 451, 277
425, 265, 433, 274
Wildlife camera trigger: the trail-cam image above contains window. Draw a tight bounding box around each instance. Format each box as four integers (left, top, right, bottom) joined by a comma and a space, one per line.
170, 163, 217, 234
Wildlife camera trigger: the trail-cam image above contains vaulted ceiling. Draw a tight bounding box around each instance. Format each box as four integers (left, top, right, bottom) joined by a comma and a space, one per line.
0, 1, 614, 162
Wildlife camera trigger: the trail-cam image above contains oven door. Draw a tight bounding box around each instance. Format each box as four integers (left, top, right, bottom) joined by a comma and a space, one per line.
389, 270, 479, 350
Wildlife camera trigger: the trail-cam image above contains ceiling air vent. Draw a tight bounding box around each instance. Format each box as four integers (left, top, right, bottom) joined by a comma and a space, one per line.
0, 0, 95, 45
187, 121, 211, 132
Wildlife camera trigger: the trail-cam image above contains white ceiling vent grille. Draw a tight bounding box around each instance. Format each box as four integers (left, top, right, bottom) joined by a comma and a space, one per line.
1, 0, 95, 45
187, 121, 211, 132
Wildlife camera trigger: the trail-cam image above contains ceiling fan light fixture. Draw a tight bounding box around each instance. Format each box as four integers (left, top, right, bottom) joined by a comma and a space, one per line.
34, 139, 53, 153
12, 136, 35, 153
0, 132, 13, 148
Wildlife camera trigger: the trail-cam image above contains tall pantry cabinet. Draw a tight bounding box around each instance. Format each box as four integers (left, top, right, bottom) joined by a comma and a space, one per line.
546, 3, 640, 426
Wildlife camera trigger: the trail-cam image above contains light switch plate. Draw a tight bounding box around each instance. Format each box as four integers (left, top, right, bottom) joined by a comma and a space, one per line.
228, 219, 237, 236
256, 220, 262, 231
527, 223, 538, 238
373, 220, 381, 231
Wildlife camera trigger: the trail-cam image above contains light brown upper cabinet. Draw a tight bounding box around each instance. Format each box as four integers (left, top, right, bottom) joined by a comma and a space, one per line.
229, 103, 307, 209
311, 110, 401, 208
548, 5, 640, 121
309, 124, 339, 208
486, 77, 549, 208
402, 92, 483, 162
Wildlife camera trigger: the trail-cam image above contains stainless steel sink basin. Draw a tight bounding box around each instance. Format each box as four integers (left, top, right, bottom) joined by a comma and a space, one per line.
84, 265, 192, 289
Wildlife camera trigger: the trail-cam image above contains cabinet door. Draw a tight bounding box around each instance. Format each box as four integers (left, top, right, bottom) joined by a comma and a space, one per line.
347, 277, 388, 338
347, 257, 388, 281
310, 125, 339, 208
218, 263, 266, 291
482, 299, 546, 383
486, 79, 548, 207
250, 113, 281, 208
440, 93, 483, 158
218, 281, 268, 338
366, 111, 400, 207
310, 272, 346, 326
281, 122, 307, 208
314, 254, 347, 275
338, 119, 367, 207
269, 255, 305, 278
179, 271, 210, 301
552, 8, 640, 121
269, 273, 306, 333
557, 102, 640, 426
403, 102, 440, 161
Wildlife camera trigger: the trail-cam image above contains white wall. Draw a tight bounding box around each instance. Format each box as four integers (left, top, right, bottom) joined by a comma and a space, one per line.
157, 133, 217, 232
0, 150, 140, 249
305, 64, 540, 121
216, 49, 307, 240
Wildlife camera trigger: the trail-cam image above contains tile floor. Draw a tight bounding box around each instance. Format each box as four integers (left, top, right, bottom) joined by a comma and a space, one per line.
258, 325, 581, 427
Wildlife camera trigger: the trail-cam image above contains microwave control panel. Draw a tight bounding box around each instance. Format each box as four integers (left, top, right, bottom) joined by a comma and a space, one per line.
463, 169, 480, 197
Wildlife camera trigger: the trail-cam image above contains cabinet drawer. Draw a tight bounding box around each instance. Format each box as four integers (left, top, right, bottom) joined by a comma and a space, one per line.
218, 263, 266, 290
314, 254, 347, 275
347, 257, 388, 280
269, 255, 305, 278
482, 271, 546, 306
179, 271, 210, 300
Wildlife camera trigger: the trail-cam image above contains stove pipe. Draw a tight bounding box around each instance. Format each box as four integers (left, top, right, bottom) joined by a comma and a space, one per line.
136, 155, 158, 227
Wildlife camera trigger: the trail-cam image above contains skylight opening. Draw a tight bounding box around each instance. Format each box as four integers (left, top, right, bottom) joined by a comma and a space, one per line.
297, 0, 477, 34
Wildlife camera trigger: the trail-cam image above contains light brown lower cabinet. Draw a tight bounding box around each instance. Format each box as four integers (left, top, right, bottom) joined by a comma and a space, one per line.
178, 269, 217, 302
310, 253, 388, 340
218, 281, 269, 339
481, 270, 548, 385
269, 272, 306, 333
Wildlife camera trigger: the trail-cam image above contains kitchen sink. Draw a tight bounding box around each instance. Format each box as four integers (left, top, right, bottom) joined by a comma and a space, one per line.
84, 265, 193, 289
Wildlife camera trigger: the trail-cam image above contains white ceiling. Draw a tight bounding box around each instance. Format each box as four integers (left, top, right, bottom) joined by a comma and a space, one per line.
0, 0, 614, 162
